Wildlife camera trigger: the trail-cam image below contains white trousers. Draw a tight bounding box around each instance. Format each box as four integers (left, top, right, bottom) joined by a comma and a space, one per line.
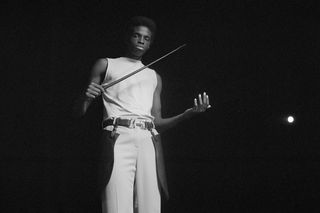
101, 126, 161, 213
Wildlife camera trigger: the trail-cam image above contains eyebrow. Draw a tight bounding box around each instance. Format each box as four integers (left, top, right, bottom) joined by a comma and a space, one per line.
133, 32, 149, 36
133, 32, 151, 38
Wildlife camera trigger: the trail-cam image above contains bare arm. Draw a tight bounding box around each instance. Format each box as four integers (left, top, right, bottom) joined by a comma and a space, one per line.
151, 74, 211, 133
73, 58, 107, 117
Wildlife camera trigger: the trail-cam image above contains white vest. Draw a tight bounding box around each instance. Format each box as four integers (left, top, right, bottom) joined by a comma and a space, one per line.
101, 57, 157, 121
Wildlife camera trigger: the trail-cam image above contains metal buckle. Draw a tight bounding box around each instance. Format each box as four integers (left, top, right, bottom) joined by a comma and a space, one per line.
135, 122, 145, 129
128, 119, 135, 128
122, 118, 153, 130
133, 119, 147, 129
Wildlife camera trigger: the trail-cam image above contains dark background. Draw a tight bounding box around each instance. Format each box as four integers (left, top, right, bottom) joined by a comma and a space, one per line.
2, 0, 320, 212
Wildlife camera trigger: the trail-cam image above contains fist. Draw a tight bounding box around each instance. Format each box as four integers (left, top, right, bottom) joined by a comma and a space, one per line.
85, 82, 104, 99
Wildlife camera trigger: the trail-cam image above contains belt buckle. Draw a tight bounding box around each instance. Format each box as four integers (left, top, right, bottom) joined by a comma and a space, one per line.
135, 120, 146, 129
128, 119, 135, 128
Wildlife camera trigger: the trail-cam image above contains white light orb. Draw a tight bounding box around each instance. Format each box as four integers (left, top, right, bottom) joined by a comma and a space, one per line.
287, 116, 294, 123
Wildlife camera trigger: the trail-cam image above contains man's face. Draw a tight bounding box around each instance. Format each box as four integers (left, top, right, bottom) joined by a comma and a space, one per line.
127, 26, 152, 58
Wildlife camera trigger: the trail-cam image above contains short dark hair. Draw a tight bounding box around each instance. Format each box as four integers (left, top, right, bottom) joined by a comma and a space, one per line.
124, 16, 157, 43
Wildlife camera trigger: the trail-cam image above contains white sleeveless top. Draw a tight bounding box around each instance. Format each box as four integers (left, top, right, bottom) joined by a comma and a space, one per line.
101, 57, 158, 121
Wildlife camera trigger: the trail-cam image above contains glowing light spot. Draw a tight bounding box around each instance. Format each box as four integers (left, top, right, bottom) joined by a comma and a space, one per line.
287, 116, 294, 123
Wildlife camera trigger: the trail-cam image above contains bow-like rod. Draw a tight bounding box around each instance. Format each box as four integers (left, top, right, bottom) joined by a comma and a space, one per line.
102, 44, 186, 90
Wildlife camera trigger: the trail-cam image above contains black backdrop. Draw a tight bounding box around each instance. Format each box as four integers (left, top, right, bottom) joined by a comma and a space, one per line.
2, 1, 320, 212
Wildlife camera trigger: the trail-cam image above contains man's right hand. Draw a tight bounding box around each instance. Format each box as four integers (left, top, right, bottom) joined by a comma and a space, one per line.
85, 82, 104, 99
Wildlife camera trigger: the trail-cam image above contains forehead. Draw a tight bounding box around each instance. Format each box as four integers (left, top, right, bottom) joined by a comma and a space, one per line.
132, 26, 152, 37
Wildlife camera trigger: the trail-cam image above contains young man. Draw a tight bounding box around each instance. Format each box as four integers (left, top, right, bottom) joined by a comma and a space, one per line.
76, 16, 210, 213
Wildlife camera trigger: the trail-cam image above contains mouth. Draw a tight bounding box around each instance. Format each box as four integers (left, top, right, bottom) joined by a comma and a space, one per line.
135, 46, 145, 50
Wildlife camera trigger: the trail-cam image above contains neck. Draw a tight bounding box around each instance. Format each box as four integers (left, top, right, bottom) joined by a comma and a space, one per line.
124, 52, 142, 61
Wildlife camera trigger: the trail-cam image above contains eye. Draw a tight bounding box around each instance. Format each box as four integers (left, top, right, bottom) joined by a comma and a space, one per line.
144, 36, 150, 41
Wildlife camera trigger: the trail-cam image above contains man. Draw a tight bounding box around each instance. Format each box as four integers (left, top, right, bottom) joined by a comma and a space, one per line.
76, 16, 210, 213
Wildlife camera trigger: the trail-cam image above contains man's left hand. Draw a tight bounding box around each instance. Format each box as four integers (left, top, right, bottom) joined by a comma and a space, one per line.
192, 92, 211, 112
184, 92, 211, 118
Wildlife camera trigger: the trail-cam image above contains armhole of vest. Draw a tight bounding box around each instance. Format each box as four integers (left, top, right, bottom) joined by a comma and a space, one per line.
102, 58, 109, 82
153, 70, 159, 89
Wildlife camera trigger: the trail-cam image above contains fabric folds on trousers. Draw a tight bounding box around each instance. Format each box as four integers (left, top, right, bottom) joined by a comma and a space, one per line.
151, 133, 169, 200
98, 128, 169, 201
97, 130, 119, 195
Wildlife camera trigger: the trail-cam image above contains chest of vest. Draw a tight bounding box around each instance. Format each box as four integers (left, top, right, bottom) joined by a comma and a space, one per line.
101, 57, 157, 120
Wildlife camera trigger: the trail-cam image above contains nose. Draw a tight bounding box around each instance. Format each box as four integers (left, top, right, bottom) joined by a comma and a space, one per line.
138, 36, 144, 44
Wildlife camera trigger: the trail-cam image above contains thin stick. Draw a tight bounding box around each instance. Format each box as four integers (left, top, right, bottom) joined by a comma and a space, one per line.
102, 44, 186, 90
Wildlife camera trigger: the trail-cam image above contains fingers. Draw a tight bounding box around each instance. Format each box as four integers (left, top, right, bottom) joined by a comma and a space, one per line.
198, 94, 203, 105
202, 92, 211, 108
90, 82, 104, 91
85, 82, 104, 99
207, 95, 211, 108
203, 92, 209, 105
198, 92, 210, 106
194, 92, 211, 112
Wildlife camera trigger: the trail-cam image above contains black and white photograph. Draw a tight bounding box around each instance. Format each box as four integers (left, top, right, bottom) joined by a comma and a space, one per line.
2, 1, 319, 212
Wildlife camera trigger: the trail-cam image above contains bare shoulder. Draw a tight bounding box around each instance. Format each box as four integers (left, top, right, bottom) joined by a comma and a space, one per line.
92, 58, 108, 75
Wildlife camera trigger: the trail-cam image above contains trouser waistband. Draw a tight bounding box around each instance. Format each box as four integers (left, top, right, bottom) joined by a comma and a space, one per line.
102, 118, 155, 130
